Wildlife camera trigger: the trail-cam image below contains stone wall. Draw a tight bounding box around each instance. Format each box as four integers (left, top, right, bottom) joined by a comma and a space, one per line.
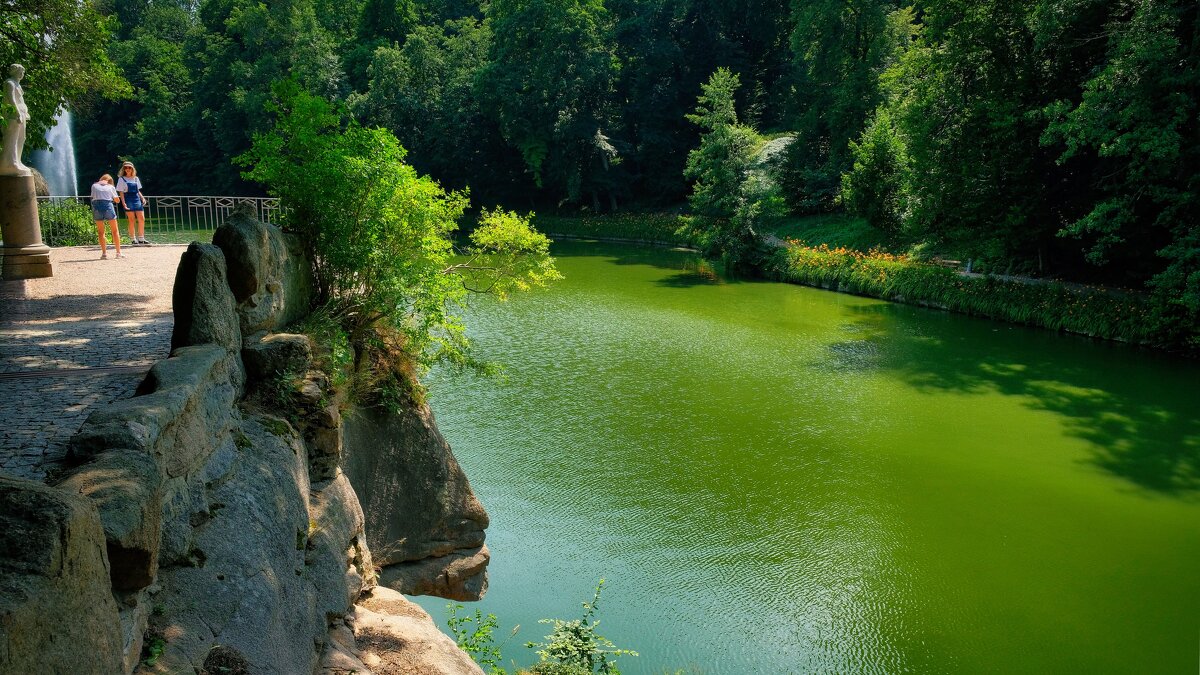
0, 207, 485, 675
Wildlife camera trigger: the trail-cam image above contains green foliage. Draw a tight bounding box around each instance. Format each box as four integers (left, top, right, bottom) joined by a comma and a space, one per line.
684, 68, 752, 218
453, 209, 564, 299
0, 0, 127, 147
526, 580, 637, 675
533, 213, 695, 246
779, 0, 914, 211
295, 308, 354, 393
770, 243, 1171, 347
839, 108, 909, 235
447, 603, 509, 673
239, 82, 560, 391
57, 0, 1200, 349
349, 17, 507, 195
527, 664, 590, 675
38, 200, 94, 247
481, 0, 620, 203
683, 69, 773, 271
1039, 0, 1200, 348
238, 81, 469, 367
765, 213, 890, 253
141, 633, 166, 668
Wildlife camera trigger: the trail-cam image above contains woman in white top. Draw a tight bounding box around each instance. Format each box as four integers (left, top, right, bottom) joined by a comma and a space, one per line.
91, 174, 123, 259
116, 161, 149, 244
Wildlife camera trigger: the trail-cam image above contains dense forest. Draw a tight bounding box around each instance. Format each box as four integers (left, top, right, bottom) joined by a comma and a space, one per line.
8, 0, 1200, 342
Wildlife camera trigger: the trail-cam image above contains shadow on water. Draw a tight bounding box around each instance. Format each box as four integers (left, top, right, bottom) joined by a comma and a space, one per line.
828, 302, 1200, 498
549, 239, 757, 288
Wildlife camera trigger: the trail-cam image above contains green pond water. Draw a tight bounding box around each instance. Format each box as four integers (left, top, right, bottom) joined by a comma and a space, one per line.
418, 240, 1200, 674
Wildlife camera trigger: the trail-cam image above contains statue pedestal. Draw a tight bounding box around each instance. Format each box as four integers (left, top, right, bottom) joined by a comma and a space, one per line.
0, 173, 52, 280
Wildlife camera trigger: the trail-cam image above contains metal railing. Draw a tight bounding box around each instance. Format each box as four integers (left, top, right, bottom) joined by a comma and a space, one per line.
33, 196, 286, 246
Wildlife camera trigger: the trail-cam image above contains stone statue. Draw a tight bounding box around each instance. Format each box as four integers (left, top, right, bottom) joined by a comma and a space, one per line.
0, 64, 31, 177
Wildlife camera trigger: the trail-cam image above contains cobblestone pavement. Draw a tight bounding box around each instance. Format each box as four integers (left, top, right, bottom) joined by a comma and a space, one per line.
0, 244, 186, 481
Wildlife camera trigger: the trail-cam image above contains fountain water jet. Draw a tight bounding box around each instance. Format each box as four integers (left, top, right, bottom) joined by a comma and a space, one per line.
31, 109, 78, 196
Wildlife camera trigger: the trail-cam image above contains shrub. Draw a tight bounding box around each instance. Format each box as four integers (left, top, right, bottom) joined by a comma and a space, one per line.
526, 580, 636, 675
770, 242, 1159, 345
38, 199, 94, 247
532, 213, 694, 246
447, 603, 509, 673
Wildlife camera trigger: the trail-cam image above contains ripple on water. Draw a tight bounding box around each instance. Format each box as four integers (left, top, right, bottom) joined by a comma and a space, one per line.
422, 241, 1200, 675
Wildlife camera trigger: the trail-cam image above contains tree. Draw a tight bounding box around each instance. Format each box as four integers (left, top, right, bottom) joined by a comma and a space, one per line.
0, 0, 127, 149
840, 107, 908, 235
349, 17, 523, 201
779, 0, 912, 212
480, 0, 621, 208
75, 0, 200, 193
238, 82, 560, 382
682, 68, 765, 270
1041, 0, 1199, 345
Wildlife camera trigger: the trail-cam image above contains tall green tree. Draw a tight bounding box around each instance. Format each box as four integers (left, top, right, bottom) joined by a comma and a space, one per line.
1042, 0, 1200, 344
350, 17, 524, 201
239, 82, 559, 378
779, 0, 912, 212
683, 68, 765, 270
480, 0, 621, 208
0, 0, 126, 149
76, 0, 200, 192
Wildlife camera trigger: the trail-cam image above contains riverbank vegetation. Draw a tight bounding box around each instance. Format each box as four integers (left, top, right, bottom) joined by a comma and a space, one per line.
447, 580, 637, 675
770, 243, 1156, 345
17, 0, 1197, 348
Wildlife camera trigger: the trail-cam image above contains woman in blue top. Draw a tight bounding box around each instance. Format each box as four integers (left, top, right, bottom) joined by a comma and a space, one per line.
116, 161, 150, 245
91, 174, 123, 259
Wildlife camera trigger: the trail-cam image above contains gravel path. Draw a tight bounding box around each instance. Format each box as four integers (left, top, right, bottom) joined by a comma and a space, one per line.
0, 244, 184, 481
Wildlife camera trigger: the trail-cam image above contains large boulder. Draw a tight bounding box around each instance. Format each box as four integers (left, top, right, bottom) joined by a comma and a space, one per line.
213, 209, 313, 335
172, 242, 241, 353
0, 476, 124, 674
378, 545, 489, 602
241, 332, 312, 382
57, 449, 163, 591
67, 344, 240, 477
342, 403, 489, 600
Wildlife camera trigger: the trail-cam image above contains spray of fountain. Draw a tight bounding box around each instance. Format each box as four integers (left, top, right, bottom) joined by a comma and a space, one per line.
31, 109, 78, 197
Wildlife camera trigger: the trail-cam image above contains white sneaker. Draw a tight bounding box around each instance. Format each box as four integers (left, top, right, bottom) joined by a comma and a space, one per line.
100, 252, 107, 259
115, 252, 125, 259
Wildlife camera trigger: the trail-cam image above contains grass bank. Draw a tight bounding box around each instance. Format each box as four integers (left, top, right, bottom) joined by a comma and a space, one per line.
532, 213, 695, 247
768, 242, 1157, 345
763, 213, 894, 252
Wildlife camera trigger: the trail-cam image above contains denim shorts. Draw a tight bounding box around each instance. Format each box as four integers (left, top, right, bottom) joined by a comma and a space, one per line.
92, 200, 117, 221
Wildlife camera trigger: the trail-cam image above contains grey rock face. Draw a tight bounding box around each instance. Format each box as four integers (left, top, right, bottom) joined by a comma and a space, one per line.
213, 210, 312, 335
149, 415, 311, 673
242, 332, 313, 382
58, 449, 163, 591
342, 403, 489, 600
172, 242, 241, 353
378, 545, 490, 602
0, 476, 124, 674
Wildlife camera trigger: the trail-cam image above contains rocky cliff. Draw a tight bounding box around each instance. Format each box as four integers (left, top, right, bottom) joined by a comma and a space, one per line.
0, 208, 488, 674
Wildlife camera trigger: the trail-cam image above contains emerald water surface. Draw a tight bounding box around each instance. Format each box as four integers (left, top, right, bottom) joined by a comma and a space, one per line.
420, 240, 1200, 674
